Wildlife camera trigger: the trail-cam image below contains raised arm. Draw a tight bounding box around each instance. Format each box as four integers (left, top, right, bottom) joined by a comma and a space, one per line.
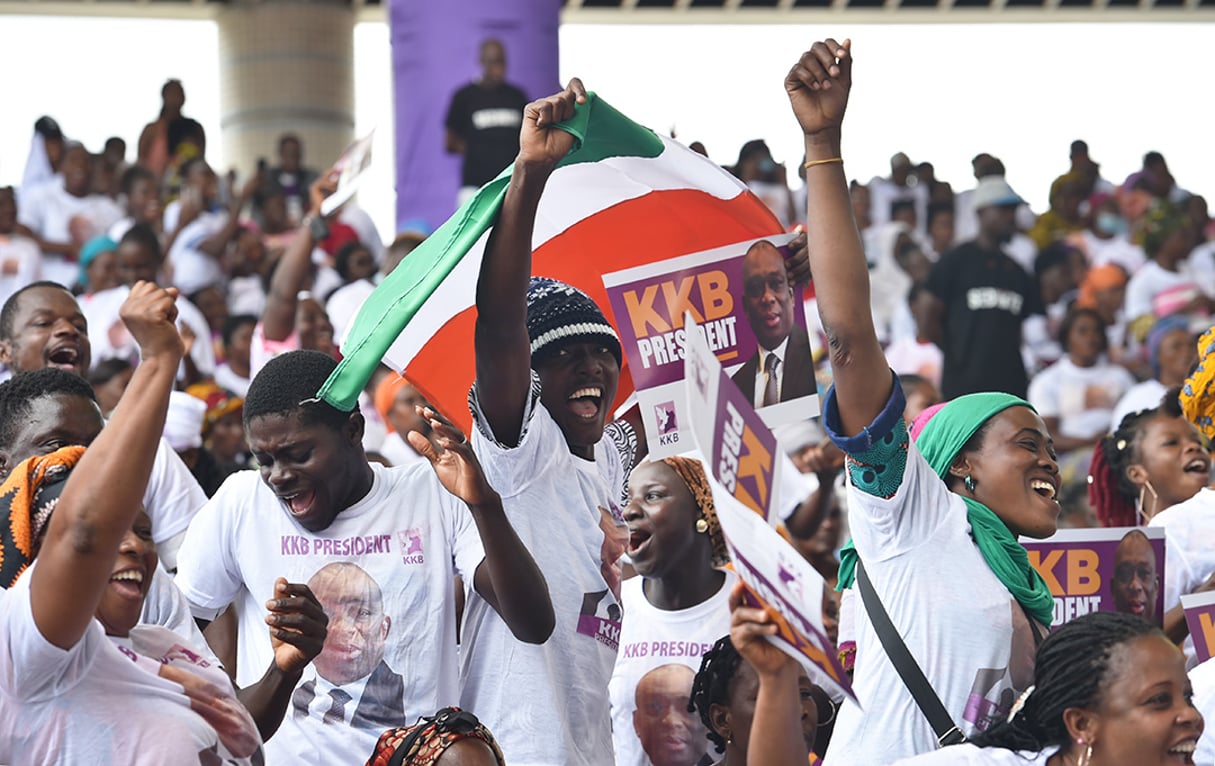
30, 282, 183, 649
263, 173, 337, 342
786, 40, 892, 436
728, 583, 812, 766
412, 407, 554, 643
474, 80, 585, 444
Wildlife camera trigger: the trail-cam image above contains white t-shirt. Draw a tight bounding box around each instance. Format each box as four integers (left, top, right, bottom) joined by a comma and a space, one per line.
1081, 229, 1146, 274
379, 431, 427, 469
1149, 488, 1215, 667
0, 234, 42, 308
327, 278, 376, 346
1191, 658, 1215, 766
609, 572, 735, 766
175, 463, 484, 765
214, 362, 251, 398
0, 565, 246, 765
885, 339, 944, 389
166, 210, 228, 295
891, 744, 1057, 765
1027, 357, 1135, 440
140, 563, 212, 653
825, 432, 1037, 763
460, 376, 630, 766
18, 178, 123, 249
1124, 260, 1201, 321
147, 435, 209, 550
83, 285, 216, 379
1109, 379, 1168, 433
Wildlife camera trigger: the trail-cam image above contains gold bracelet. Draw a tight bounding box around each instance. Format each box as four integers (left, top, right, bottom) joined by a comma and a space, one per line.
803, 157, 844, 169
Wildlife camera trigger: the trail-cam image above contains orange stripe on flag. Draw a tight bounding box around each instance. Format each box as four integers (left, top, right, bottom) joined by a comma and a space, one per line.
403, 189, 781, 433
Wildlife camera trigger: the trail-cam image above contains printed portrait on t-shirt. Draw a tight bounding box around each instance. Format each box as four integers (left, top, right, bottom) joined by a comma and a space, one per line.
1112, 529, 1160, 620
295, 561, 405, 729
632, 664, 712, 766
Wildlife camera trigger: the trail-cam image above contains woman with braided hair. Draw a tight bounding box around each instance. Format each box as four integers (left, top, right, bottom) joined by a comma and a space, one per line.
891, 611, 1203, 765
1089, 393, 1215, 654
687, 582, 832, 766
609, 456, 736, 766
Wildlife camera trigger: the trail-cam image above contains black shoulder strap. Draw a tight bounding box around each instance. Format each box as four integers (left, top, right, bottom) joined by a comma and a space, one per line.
856, 559, 967, 748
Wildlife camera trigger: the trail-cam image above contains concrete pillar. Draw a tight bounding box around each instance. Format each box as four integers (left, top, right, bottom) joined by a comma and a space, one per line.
217, 0, 355, 177
388, 0, 562, 230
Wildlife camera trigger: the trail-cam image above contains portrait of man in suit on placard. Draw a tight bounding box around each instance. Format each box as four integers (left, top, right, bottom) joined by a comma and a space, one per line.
292, 561, 405, 730
730, 239, 815, 408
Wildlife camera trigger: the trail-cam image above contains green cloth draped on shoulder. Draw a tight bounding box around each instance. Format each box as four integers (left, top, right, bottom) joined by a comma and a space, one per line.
838, 392, 1056, 629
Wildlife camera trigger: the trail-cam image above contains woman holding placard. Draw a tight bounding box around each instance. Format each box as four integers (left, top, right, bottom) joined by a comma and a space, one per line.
786, 38, 1061, 762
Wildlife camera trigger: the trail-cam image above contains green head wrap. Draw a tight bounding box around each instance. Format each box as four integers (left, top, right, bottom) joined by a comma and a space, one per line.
839, 392, 1056, 629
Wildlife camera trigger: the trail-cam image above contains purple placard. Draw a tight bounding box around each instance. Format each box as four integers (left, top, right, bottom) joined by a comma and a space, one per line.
1181, 591, 1215, 664
603, 243, 807, 391
707, 364, 781, 522
1021, 527, 1166, 627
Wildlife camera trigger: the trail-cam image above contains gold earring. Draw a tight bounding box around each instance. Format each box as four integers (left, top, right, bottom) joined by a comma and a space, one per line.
1077, 740, 1093, 766
695, 518, 709, 534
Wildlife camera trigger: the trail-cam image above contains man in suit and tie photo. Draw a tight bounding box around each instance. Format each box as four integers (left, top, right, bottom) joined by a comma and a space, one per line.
294, 561, 405, 730
731, 239, 815, 408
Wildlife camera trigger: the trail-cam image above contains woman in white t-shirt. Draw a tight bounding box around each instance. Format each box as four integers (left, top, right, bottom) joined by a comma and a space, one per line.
891, 611, 1202, 766
0, 283, 264, 765
1027, 308, 1136, 514
789, 40, 1060, 762
610, 456, 736, 766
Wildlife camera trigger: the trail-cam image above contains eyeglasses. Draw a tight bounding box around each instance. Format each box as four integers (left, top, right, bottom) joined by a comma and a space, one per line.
1113, 564, 1157, 586
744, 274, 790, 300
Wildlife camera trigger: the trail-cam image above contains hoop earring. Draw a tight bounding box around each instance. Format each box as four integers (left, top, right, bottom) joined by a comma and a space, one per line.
1138, 480, 1160, 521
964, 475, 976, 493
818, 696, 837, 727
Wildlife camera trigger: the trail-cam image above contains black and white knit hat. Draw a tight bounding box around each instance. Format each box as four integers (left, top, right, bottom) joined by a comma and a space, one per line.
525, 277, 622, 365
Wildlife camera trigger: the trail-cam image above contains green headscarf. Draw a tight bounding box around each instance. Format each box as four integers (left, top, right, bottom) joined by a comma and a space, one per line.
838, 392, 1055, 629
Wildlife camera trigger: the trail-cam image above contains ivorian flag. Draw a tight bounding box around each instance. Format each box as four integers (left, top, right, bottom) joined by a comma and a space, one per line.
318, 93, 783, 431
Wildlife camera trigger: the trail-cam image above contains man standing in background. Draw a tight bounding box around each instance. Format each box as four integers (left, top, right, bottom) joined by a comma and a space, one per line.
444, 39, 528, 205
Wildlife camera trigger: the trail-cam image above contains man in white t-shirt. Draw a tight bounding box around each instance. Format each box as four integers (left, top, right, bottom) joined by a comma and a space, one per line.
18, 144, 123, 287
0, 281, 207, 567
175, 349, 554, 765
0, 188, 41, 309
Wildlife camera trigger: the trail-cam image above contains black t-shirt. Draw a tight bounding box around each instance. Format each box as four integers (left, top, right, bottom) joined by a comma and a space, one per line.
927, 241, 1041, 400
444, 81, 528, 188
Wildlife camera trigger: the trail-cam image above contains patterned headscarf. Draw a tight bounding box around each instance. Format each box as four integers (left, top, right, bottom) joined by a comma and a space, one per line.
186, 381, 243, 439
1137, 199, 1188, 259
365, 707, 504, 766
660, 456, 730, 568
0, 446, 86, 589
1181, 326, 1215, 440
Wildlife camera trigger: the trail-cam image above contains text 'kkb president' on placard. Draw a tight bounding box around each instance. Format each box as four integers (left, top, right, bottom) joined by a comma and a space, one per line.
602, 233, 818, 458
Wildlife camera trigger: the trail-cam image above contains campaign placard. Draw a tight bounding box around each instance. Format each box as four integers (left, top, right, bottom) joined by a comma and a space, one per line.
320, 130, 375, 216
603, 233, 819, 458
682, 313, 853, 702
1021, 527, 1166, 628
1181, 591, 1215, 664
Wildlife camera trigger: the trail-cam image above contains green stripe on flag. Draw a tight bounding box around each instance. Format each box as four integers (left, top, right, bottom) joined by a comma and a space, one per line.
316, 93, 664, 412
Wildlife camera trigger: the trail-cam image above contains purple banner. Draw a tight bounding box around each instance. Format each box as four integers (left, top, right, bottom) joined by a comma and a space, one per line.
1021, 527, 1166, 628
387, 0, 561, 231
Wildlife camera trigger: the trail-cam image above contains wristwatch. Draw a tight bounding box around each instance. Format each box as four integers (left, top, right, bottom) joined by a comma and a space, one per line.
307, 214, 330, 242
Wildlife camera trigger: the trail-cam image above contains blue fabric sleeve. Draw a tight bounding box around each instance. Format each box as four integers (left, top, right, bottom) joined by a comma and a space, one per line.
822, 371, 908, 499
